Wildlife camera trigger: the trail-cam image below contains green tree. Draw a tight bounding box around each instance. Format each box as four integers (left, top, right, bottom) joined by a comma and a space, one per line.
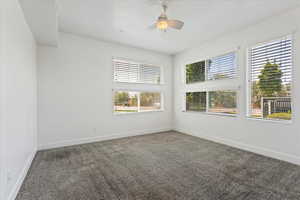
140, 93, 159, 106
186, 61, 205, 83
114, 92, 129, 105
251, 81, 262, 108
131, 95, 138, 106
209, 91, 236, 108
186, 92, 206, 111
258, 61, 282, 97
278, 83, 291, 97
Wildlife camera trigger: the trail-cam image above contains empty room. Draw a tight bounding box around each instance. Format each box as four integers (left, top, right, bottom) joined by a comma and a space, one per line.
1, 0, 300, 199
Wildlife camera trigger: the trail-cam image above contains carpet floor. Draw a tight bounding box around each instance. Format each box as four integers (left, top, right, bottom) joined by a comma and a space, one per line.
17, 131, 300, 200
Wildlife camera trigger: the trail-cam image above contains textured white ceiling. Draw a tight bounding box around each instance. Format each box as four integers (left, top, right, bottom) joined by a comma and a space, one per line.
58, 0, 300, 54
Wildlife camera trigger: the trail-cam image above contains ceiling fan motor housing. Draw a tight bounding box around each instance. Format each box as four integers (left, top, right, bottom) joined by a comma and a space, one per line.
158, 14, 168, 21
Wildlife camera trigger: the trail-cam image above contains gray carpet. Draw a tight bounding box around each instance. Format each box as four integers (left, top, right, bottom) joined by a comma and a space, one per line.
17, 131, 300, 200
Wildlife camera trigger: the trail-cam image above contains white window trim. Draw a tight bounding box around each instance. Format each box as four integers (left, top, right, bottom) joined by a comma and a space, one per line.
184, 110, 237, 118
246, 116, 293, 125
246, 34, 294, 123
114, 109, 164, 116
112, 89, 164, 115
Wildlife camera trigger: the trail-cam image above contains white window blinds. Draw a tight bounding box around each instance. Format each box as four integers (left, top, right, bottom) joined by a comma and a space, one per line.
140, 64, 161, 84
250, 36, 292, 85
113, 59, 161, 84
208, 52, 237, 80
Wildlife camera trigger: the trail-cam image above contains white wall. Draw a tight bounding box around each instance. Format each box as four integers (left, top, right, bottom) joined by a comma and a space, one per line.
173, 8, 300, 165
0, 0, 5, 198
37, 32, 173, 150
0, 0, 37, 199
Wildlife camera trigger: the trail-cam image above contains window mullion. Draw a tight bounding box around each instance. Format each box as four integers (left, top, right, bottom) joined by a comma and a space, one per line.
206, 91, 209, 113
138, 63, 141, 83
137, 92, 141, 112
205, 60, 208, 81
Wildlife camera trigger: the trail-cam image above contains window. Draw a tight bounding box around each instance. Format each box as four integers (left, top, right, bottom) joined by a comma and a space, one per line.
185, 90, 237, 115
114, 91, 162, 114
186, 92, 206, 112
185, 52, 237, 84
114, 59, 161, 84
248, 36, 292, 121
184, 51, 238, 117
208, 91, 237, 115
140, 92, 161, 111
113, 58, 164, 114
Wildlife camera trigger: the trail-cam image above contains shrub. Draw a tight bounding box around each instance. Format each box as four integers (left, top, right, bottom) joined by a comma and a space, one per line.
267, 112, 291, 120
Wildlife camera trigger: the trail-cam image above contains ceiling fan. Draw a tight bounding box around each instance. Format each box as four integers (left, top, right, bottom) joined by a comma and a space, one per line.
150, 1, 184, 31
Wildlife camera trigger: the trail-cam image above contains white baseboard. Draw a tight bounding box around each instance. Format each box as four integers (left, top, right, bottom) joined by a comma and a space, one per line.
7, 150, 36, 200
174, 128, 300, 166
38, 128, 172, 151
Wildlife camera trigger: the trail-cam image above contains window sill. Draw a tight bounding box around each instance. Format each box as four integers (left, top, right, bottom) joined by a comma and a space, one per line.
114, 81, 164, 86
247, 117, 292, 125
183, 110, 237, 118
114, 109, 164, 116
185, 77, 238, 85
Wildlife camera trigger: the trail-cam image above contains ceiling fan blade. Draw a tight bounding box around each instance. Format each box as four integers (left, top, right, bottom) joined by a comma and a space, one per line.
167, 19, 184, 30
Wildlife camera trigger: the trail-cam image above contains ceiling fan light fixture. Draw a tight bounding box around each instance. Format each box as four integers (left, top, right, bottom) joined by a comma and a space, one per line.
156, 20, 168, 30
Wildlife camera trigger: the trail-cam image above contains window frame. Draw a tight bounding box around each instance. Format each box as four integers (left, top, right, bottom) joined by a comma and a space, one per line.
246, 35, 294, 123
113, 57, 163, 85
112, 89, 164, 115
184, 51, 238, 84
184, 89, 239, 117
